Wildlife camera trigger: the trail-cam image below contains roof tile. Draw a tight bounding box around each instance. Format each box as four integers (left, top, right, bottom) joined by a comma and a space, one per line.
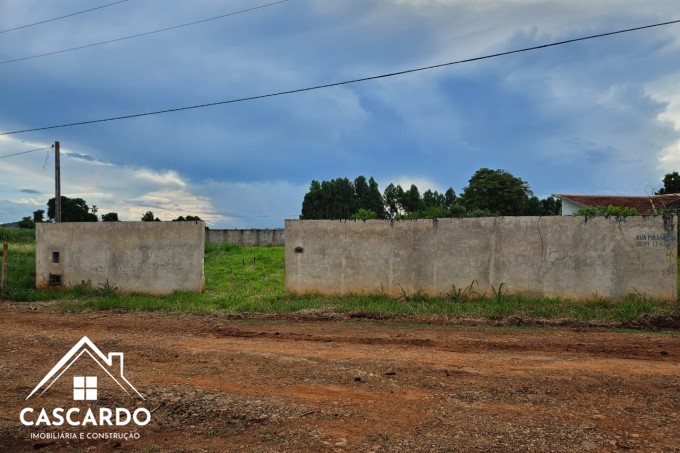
553, 194, 680, 215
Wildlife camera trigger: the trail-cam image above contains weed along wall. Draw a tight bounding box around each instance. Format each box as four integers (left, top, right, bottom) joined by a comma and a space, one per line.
36, 221, 205, 295
285, 217, 678, 301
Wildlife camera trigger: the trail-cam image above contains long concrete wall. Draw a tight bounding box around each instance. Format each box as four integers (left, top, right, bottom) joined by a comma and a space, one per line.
36, 222, 205, 295
285, 217, 678, 300
206, 229, 284, 247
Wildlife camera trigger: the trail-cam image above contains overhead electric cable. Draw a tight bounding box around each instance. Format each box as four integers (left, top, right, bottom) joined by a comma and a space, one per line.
0, 0, 290, 65
0, 1, 130, 34
2, 17, 679, 136
0, 146, 52, 159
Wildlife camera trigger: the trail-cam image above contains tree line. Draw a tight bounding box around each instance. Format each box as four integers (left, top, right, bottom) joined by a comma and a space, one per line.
12, 170, 680, 227
16, 196, 200, 228
301, 168, 562, 220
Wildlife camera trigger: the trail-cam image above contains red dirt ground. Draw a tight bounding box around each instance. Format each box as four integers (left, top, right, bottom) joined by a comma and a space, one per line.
0, 301, 678, 452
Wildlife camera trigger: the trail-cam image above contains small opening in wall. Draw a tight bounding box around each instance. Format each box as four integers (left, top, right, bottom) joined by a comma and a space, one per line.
49, 274, 62, 286
294, 246, 304, 253
52, 251, 60, 263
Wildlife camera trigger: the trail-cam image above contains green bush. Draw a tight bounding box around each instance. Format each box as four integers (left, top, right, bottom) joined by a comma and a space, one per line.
351, 209, 378, 220
573, 205, 639, 217
0, 226, 35, 243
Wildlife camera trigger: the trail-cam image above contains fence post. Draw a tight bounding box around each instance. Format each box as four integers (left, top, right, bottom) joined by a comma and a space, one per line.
1, 242, 7, 298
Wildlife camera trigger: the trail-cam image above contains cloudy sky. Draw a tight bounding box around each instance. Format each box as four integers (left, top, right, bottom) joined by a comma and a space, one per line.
1, 0, 680, 227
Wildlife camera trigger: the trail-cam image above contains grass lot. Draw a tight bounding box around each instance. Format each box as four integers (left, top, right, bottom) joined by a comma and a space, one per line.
1, 227, 679, 324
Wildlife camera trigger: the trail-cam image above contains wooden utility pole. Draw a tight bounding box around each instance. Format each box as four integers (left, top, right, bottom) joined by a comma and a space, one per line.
55, 141, 61, 222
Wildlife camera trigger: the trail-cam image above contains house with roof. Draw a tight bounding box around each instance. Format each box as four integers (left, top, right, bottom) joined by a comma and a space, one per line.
553, 194, 680, 216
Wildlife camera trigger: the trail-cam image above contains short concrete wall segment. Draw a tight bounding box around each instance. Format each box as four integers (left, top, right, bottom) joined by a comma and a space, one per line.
285, 217, 677, 300
206, 229, 284, 247
36, 221, 205, 294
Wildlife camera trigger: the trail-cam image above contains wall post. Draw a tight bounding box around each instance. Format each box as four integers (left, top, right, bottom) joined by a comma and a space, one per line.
1, 243, 8, 298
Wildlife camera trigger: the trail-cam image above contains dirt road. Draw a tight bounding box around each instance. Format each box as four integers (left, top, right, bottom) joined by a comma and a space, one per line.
1, 302, 678, 452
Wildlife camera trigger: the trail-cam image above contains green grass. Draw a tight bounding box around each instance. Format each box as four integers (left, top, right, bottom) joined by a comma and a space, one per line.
58, 243, 289, 313
2, 235, 679, 326
1, 239, 67, 301
0, 226, 34, 243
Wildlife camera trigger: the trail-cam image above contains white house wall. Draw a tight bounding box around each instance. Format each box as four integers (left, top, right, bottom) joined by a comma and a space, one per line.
560, 200, 583, 215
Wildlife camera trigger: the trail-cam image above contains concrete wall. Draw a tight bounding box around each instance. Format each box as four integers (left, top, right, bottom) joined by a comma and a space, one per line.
206, 229, 284, 247
285, 217, 677, 301
36, 222, 205, 295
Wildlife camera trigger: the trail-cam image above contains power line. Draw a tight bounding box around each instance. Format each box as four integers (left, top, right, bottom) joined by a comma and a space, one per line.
0, 1, 130, 34
0, 0, 290, 65
2, 17, 679, 136
0, 146, 52, 159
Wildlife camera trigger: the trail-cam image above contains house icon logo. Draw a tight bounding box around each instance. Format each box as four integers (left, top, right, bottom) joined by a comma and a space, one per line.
26, 336, 144, 401
20, 336, 151, 429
